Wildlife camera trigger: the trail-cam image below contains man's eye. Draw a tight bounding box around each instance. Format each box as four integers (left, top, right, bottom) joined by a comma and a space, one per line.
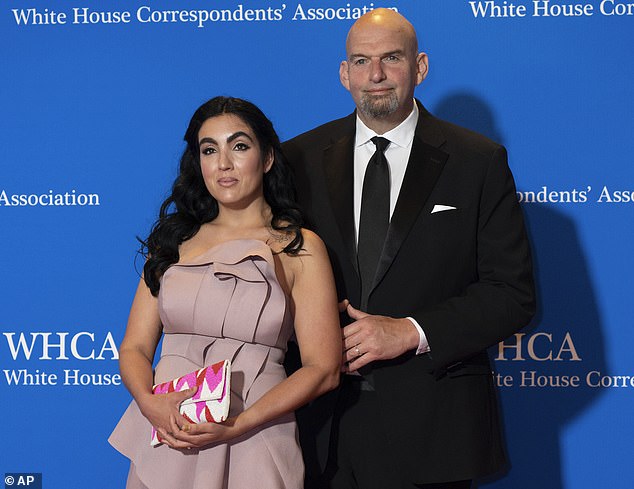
384, 55, 399, 63
353, 58, 367, 65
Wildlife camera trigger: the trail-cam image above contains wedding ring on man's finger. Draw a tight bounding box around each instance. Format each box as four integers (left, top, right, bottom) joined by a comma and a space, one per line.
354, 346, 361, 357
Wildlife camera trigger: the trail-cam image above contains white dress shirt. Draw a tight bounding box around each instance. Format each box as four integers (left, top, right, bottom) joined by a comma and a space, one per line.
353, 102, 430, 355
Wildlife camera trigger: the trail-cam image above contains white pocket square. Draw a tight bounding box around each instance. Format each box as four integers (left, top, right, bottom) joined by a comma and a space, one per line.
431, 204, 457, 214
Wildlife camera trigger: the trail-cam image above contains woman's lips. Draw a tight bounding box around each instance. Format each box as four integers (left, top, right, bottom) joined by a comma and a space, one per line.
217, 177, 238, 186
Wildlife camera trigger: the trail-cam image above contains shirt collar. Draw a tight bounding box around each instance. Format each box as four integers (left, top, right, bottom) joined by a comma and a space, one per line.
354, 101, 419, 149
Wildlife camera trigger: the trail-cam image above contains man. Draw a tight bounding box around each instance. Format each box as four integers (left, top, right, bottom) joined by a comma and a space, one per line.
283, 9, 535, 489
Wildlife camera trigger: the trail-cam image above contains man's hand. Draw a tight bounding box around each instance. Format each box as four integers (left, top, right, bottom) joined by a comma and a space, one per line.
341, 301, 419, 372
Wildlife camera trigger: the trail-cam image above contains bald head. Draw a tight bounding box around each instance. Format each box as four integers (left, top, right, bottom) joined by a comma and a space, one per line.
340, 8, 428, 133
346, 9, 419, 59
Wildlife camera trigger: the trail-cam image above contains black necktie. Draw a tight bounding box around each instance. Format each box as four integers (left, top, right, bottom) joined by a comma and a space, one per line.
358, 136, 390, 307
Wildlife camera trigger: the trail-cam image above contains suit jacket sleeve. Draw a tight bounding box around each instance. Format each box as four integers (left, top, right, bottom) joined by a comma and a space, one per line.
413, 144, 535, 370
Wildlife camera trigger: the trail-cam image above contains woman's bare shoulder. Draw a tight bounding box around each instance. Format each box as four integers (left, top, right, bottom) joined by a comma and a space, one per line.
298, 228, 327, 255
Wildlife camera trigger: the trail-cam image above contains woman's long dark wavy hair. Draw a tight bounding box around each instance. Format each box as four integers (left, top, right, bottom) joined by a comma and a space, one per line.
141, 96, 304, 296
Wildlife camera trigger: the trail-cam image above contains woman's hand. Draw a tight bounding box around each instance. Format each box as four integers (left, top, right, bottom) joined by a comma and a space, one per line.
160, 416, 247, 450
136, 387, 198, 445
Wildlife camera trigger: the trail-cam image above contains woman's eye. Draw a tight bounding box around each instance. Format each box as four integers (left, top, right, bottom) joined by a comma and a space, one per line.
234, 142, 249, 151
201, 146, 216, 155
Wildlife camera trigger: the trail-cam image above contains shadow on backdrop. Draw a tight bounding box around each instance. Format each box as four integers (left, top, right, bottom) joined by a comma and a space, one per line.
434, 92, 606, 489
434, 92, 503, 143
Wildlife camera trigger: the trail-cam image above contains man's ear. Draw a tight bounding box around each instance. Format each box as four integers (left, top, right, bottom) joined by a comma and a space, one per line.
416, 52, 429, 85
340, 61, 351, 90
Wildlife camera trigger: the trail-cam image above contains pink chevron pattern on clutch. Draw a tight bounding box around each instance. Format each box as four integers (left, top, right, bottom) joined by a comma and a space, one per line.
150, 359, 231, 446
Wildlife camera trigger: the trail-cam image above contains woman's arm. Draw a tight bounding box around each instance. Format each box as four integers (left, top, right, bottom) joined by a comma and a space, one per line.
164, 230, 341, 449
119, 278, 195, 440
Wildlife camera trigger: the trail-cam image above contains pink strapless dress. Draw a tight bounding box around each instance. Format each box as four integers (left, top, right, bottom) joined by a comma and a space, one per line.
109, 240, 303, 489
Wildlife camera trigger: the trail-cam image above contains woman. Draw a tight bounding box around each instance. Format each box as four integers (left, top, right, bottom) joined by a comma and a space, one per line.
109, 96, 341, 489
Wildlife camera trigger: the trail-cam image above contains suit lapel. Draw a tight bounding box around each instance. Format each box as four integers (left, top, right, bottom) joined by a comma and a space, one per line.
323, 114, 358, 270
372, 104, 449, 291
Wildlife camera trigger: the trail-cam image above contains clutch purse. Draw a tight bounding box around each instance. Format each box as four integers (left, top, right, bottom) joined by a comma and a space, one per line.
150, 359, 231, 446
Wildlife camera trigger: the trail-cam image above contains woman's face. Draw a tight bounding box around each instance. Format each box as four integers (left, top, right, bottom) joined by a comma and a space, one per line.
198, 114, 273, 210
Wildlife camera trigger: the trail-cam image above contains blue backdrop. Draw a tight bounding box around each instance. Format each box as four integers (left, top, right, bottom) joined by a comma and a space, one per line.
2, 1, 633, 487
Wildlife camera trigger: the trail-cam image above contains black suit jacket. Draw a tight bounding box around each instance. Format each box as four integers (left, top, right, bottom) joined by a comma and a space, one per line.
283, 101, 535, 483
